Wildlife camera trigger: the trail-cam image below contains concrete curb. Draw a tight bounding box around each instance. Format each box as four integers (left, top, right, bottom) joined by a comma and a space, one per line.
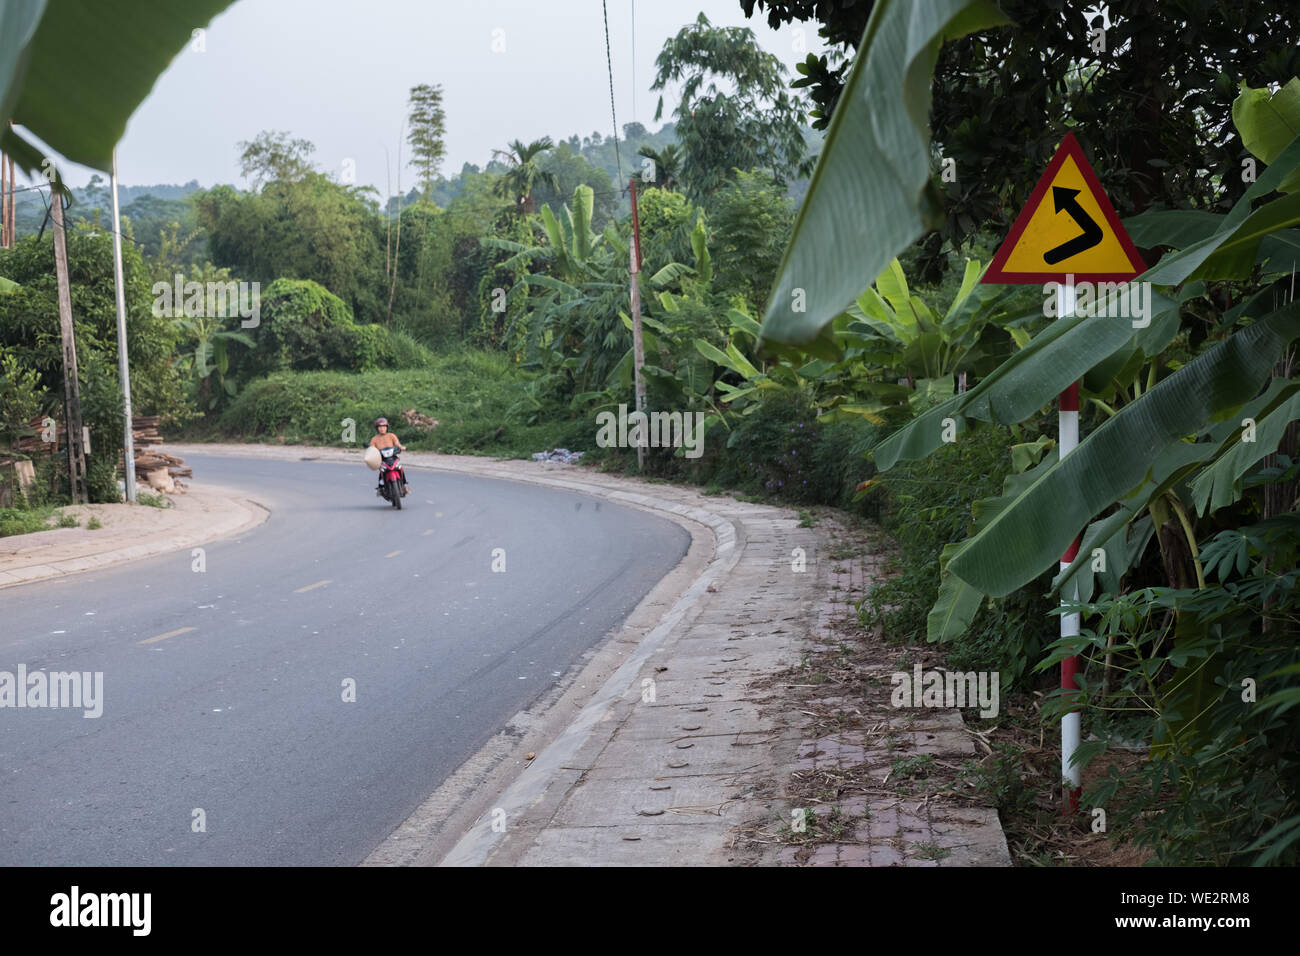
0, 488, 269, 590
437, 491, 744, 866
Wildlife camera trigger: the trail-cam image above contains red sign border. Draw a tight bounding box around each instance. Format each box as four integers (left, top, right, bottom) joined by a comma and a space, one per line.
982, 131, 1146, 285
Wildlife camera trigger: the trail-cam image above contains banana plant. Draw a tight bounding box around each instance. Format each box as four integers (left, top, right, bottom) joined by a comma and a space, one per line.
880, 129, 1300, 647
173, 315, 254, 410
482, 185, 630, 392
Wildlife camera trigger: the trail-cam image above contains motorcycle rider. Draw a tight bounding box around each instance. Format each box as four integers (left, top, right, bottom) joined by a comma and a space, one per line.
368, 417, 409, 496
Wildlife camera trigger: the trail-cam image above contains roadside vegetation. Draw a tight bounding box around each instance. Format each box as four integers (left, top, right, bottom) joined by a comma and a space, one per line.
2, 1, 1297, 865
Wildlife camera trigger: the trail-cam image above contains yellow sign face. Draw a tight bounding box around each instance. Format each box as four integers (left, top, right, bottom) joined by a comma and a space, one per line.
984, 132, 1145, 284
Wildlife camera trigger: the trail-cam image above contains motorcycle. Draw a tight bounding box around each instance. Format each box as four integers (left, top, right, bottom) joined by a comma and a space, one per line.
375, 446, 406, 510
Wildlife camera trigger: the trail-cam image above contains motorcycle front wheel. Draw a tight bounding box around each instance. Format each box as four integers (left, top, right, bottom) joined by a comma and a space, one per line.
388, 476, 402, 510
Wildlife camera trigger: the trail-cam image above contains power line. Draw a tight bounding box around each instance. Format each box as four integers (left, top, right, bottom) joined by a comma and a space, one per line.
626, 0, 631, 125
602, 0, 623, 191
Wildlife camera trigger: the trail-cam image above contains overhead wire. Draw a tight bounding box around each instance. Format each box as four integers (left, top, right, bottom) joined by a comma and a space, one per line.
601, 0, 624, 191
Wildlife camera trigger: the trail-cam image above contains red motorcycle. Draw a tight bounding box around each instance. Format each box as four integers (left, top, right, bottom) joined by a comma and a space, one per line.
376, 446, 406, 510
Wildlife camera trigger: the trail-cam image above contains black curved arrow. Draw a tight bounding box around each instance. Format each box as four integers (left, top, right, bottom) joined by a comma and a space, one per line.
1043, 186, 1103, 264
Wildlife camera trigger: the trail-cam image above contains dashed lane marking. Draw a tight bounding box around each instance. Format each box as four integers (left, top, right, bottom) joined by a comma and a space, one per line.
139, 626, 195, 645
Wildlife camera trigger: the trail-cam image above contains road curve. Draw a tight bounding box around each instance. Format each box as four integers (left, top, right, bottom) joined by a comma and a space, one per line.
0, 453, 689, 865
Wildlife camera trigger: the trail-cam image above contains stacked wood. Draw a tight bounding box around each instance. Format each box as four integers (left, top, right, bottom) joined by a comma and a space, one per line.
11, 414, 163, 454
7, 415, 191, 497
11, 414, 54, 455
133, 449, 191, 494
132, 415, 163, 445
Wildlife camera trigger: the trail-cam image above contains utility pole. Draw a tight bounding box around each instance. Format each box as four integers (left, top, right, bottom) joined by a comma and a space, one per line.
50, 176, 88, 504
0, 141, 7, 248
628, 176, 646, 470
3, 122, 14, 247
110, 150, 136, 502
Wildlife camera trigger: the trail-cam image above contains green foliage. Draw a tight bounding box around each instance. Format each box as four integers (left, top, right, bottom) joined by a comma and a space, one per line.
213, 350, 576, 457
651, 13, 808, 200
492, 138, 559, 216
706, 170, 795, 313
0, 349, 48, 445
0, 223, 186, 471
0, 506, 58, 537
710, 391, 822, 503
194, 172, 385, 321
237, 130, 317, 189
748, 2, 1300, 276
636, 143, 682, 191
167, 262, 256, 412
406, 84, 448, 200
758, 0, 1008, 349
533, 143, 616, 233
85, 457, 120, 504
242, 279, 434, 378
861, 423, 1056, 687
1046, 561, 1300, 865
1234, 77, 1300, 194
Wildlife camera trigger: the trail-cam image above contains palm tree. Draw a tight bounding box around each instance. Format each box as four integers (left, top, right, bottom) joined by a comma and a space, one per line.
636, 144, 682, 190
492, 137, 558, 215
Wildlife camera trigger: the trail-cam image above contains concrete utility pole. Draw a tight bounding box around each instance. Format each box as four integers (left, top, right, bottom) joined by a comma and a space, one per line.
628, 176, 646, 470
3, 123, 14, 247
49, 179, 88, 504
110, 150, 136, 502
0, 143, 7, 248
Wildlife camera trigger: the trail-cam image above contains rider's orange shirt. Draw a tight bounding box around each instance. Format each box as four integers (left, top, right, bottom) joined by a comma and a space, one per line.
369, 432, 402, 450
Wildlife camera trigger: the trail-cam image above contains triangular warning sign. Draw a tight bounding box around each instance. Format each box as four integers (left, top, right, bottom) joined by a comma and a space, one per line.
983, 132, 1145, 284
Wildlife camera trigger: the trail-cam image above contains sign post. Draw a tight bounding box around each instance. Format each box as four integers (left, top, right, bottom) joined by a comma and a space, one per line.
982, 132, 1145, 813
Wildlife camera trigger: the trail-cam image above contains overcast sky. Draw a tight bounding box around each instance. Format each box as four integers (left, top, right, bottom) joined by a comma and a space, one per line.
32, 0, 829, 193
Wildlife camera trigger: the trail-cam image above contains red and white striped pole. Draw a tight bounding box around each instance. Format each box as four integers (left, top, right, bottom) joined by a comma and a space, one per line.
1058, 279, 1082, 814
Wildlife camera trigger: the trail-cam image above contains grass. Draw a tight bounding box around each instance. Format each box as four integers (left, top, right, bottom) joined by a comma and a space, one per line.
137, 491, 169, 509
0, 505, 58, 537
86, 516, 102, 530
56, 512, 78, 528
913, 842, 952, 861
890, 754, 936, 779
798, 509, 817, 527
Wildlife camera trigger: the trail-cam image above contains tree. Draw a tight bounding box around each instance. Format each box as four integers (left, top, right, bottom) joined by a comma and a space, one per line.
194, 173, 385, 321
492, 137, 558, 215
651, 13, 807, 201
406, 84, 448, 201
637, 144, 682, 191
707, 170, 795, 314
237, 130, 317, 189
741, 1, 1300, 273
532, 143, 616, 232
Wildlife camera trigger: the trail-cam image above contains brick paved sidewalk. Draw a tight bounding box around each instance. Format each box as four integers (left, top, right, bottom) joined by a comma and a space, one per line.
748, 523, 1011, 867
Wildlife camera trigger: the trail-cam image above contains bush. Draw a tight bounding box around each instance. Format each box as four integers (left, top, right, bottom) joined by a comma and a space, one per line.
212, 349, 574, 458
246, 279, 435, 376
861, 421, 1057, 688
0, 350, 48, 446
86, 458, 121, 504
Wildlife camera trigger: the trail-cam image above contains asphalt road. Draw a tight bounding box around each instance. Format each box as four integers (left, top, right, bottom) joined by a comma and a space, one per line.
0, 454, 689, 865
